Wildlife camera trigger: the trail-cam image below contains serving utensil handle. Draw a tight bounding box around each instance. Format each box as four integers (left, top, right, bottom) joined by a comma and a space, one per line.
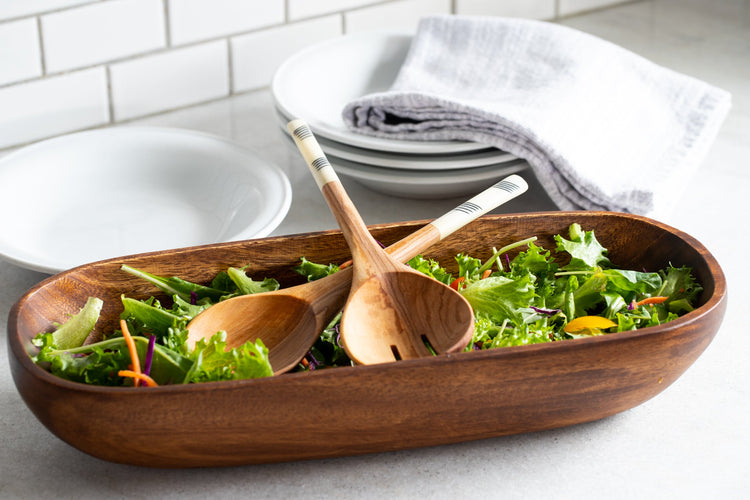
287, 119, 340, 190
287, 119, 388, 263
386, 175, 528, 262
287, 118, 529, 264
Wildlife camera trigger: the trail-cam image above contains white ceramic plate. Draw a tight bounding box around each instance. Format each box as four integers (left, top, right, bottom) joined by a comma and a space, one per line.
275, 108, 516, 170
271, 32, 487, 155
327, 154, 530, 199
0, 127, 292, 274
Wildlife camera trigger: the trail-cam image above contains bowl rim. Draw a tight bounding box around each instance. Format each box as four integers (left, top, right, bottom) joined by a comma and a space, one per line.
0, 126, 293, 274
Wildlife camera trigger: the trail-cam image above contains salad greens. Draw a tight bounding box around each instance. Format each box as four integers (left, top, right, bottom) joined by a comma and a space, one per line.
299, 223, 702, 365
30, 223, 702, 386
32, 264, 277, 386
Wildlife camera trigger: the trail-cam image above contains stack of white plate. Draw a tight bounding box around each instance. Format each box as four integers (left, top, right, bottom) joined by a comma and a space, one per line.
271, 32, 527, 199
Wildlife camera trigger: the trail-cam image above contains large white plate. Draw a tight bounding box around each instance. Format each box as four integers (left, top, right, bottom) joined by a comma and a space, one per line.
0, 127, 292, 274
328, 154, 530, 199
319, 134, 515, 170
271, 32, 487, 155
275, 107, 516, 170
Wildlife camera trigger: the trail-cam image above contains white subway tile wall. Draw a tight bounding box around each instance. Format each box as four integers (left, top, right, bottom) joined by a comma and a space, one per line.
168, 0, 284, 46
0, 68, 109, 149
110, 40, 229, 121
41, 0, 166, 73
231, 15, 342, 93
0, 0, 93, 20
288, 0, 379, 21
345, 0, 452, 34
0, 0, 632, 149
455, 0, 556, 19
0, 18, 42, 86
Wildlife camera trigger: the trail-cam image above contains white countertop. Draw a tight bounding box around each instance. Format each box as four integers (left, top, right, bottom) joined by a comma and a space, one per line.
2, 1, 748, 498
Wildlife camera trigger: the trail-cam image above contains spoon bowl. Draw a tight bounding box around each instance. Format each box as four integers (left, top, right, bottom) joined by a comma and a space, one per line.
187, 267, 351, 371
342, 272, 476, 362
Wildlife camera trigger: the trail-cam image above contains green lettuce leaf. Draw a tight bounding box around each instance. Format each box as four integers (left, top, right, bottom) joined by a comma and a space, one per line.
555, 223, 611, 270
183, 332, 273, 383
293, 257, 341, 281
227, 267, 279, 295
299, 312, 352, 370
659, 265, 703, 305
471, 316, 553, 348
31, 296, 103, 350
121, 264, 229, 302
407, 255, 453, 285
33, 335, 193, 386
604, 269, 662, 295
460, 274, 536, 325
456, 253, 483, 280
121, 296, 188, 339
572, 269, 609, 313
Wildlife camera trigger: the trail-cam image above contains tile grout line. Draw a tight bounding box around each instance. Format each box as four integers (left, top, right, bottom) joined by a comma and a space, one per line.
162, 0, 172, 47
35, 15, 46, 76
226, 38, 234, 96
105, 65, 115, 124
0, 2, 98, 24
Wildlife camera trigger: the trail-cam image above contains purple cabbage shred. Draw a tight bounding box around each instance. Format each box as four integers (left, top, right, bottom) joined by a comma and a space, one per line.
143, 335, 156, 376
306, 352, 320, 371
190, 291, 198, 305
531, 306, 561, 316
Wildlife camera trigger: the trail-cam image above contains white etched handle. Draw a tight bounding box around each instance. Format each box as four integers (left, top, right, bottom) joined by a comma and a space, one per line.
287, 119, 339, 190
429, 174, 529, 239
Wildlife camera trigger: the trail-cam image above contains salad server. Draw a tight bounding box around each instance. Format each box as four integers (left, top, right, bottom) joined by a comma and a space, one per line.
187, 121, 528, 371
287, 119, 524, 365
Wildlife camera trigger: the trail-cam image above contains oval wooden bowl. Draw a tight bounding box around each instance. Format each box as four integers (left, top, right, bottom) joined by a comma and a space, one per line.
8, 212, 726, 468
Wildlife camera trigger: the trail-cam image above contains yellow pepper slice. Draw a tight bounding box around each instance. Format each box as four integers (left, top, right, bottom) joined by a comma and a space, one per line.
563, 315, 617, 334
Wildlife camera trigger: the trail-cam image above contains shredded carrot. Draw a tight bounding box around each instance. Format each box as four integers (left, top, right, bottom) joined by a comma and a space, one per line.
635, 296, 669, 307
120, 319, 142, 387
481, 269, 492, 280
118, 370, 158, 387
339, 259, 352, 270
449, 277, 465, 291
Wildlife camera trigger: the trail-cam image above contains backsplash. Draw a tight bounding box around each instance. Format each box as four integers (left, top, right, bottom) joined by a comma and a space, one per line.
0, 0, 627, 150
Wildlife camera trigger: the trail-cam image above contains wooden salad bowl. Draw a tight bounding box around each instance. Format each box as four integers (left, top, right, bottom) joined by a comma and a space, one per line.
8, 212, 726, 468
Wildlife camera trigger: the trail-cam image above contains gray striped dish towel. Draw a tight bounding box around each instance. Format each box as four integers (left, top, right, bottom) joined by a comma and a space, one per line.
342, 15, 731, 218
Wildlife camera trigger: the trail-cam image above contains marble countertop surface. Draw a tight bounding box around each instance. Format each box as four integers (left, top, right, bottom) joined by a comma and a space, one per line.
2, 1, 748, 498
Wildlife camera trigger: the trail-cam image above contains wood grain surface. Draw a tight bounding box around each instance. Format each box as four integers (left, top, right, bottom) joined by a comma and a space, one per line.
7, 212, 726, 468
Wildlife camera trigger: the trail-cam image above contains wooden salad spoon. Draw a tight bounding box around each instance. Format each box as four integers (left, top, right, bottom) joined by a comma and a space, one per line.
286, 119, 527, 365
186, 126, 528, 372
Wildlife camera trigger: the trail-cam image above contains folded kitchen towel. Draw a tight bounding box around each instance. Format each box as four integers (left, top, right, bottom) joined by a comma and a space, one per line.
342, 15, 731, 217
